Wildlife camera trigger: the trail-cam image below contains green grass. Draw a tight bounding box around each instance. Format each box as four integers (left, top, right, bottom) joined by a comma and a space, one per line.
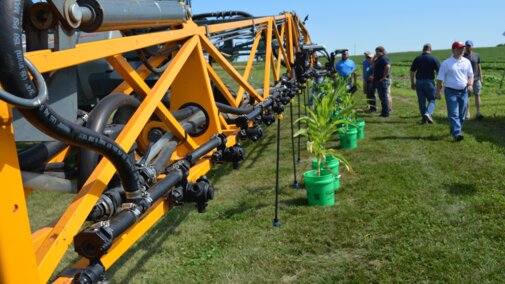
102, 87, 505, 282
26, 55, 505, 282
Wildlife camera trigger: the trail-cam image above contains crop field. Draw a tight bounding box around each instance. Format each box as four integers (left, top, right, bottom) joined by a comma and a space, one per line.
27, 47, 505, 282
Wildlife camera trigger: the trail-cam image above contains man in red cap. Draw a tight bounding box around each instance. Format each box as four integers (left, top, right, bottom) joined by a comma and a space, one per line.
436, 41, 474, 142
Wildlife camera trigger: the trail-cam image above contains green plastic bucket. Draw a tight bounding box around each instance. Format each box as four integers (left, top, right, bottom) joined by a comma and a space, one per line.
355, 119, 365, 139
312, 156, 340, 190
339, 127, 358, 149
303, 170, 336, 206
312, 155, 340, 176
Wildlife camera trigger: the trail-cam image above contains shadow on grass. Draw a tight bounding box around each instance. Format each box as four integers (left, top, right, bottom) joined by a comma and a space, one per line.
447, 183, 477, 196
364, 119, 416, 124
221, 200, 270, 219
244, 134, 275, 169
373, 134, 446, 141
107, 206, 192, 283
281, 197, 307, 207
435, 114, 505, 149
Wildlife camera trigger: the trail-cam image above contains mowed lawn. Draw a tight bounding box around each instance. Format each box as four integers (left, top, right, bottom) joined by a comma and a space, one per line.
104, 86, 505, 282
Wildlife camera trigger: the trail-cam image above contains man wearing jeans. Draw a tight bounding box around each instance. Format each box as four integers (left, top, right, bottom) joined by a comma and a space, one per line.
464, 40, 484, 119
436, 41, 474, 142
372, 46, 391, 117
362, 51, 376, 111
410, 43, 440, 124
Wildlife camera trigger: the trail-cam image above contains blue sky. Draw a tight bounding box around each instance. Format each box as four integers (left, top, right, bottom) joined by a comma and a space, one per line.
193, 0, 505, 54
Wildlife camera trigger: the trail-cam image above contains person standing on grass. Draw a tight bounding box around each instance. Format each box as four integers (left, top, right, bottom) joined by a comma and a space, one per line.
372, 46, 392, 117
410, 43, 440, 124
335, 50, 357, 91
436, 41, 474, 142
464, 40, 484, 119
362, 51, 376, 111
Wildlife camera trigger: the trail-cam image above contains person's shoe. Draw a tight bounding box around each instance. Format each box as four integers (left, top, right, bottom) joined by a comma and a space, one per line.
455, 135, 464, 142
476, 113, 484, 120
465, 112, 471, 120
423, 114, 434, 124
379, 113, 389, 117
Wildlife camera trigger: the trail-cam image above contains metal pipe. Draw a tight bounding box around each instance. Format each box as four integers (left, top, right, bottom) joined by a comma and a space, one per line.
78, 0, 189, 32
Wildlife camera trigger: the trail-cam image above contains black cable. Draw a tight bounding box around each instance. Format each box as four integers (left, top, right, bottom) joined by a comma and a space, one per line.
303, 84, 308, 117
289, 102, 299, 189
273, 117, 281, 228
297, 89, 302, 164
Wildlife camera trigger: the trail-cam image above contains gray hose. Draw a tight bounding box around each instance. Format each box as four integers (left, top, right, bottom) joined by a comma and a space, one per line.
22, 171, 77, 193
145, 111, 206, 166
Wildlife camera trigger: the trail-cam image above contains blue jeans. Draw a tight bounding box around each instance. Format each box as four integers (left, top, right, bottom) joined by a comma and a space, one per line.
374, 79, 391, 115
444, 87, 468, 137
365, 81, 377, 111
416, 79, 436, 116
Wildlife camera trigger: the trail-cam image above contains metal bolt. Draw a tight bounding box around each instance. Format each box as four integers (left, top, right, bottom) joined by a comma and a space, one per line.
68, 3, 82, 23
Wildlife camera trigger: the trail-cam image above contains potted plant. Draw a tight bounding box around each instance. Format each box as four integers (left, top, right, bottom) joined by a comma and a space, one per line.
295, 77, 353, 206
335, 81, 365, 148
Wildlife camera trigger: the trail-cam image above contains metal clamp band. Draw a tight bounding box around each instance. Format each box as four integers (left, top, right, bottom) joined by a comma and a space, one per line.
0, 57, 48, 109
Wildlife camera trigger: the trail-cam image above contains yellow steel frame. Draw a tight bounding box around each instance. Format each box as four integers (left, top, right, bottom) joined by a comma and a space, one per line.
0, 12, 310, 283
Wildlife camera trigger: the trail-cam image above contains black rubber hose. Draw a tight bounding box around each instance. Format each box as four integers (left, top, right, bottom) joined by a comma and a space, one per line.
19, 141, 68, 171
172, 106, 200, 121
186, 135, 225, 165
215, 102, 253, 115
79, 94, 141, 188
192, 11, 253, 21
18, 114, 86, 171
0, 2, 142, 196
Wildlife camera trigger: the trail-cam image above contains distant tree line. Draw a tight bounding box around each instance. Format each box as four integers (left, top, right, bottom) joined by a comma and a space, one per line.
497, 43, 505, 47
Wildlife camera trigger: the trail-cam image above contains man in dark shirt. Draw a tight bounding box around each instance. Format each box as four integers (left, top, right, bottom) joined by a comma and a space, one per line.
464, 40, 484, 119
372, 46, 391, 117
410, 43, 440, 124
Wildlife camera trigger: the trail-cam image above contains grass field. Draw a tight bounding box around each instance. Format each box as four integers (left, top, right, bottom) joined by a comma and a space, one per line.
26, 48, 505, 282
351, 45, 505, 94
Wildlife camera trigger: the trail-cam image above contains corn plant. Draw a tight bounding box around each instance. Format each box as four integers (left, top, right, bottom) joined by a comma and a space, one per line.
295, 77, 354, 176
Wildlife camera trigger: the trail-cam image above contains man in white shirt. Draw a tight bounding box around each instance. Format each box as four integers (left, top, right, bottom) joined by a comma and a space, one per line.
436, 41, 474, 142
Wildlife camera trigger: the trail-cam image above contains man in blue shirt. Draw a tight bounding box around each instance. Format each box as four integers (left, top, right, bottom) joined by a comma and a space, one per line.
362, 51, 376, 111
335, 50, 357, 90
410, 43, 440, 124
372, 46, 392, 117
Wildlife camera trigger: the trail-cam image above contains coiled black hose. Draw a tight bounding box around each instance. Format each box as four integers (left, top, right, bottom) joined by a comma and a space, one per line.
79, 94, 141, 188
0, 1, 142, 197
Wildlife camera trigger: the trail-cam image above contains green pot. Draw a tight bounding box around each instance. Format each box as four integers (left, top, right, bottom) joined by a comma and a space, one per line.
355, 119, 365, 139
303, 170, 336, 206
339, 127, 358, 149
312, 155, 340, 176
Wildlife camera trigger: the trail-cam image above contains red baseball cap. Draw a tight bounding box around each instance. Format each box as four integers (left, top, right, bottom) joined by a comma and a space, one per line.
452, 41, 465, 49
